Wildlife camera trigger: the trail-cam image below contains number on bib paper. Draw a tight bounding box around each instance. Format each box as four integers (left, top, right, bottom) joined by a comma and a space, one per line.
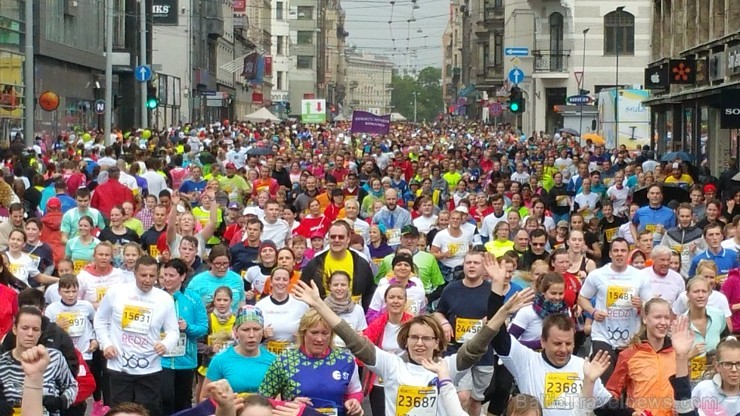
544, 372, 580, 409
315, 409, 338, 416
395, 385, 437, 416
149, 246, 160, 258
266, 340, 290, 355
58, 312, 86, 337
386, 229, 401, 246
12, 407, 20, 416
162, 333, 187, 357
604, 228, 617, 242
645, 224, 656, 233
606, 286, 632, 309
121, 305, 153, 334
455, 318, 483, 343
691, 355, 706, 380
96, 287, 108, 302
73, 260, 88, 274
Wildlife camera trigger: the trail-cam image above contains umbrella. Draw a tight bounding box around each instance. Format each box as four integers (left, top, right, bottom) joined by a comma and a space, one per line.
660, 151, 693, 162
632, 184, 689, 206
247, 147, 274, 156
558, 128, 579, 136
582, 133, 606, 146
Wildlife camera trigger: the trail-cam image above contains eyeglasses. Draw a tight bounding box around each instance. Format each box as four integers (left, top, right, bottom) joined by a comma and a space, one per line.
212, 262, 230, 268
408, 335, 437, 344
719, 361, 740, 370
329, 234, 346, 240
531, 242, 546, 247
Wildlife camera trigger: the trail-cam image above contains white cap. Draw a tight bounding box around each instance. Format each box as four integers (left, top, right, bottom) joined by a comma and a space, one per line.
672, 163, 680, 169
454, 205, 469, 215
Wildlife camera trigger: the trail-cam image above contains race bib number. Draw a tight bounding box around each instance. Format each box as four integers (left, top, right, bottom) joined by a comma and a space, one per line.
455, 318, 483, 343
121, 304, 153, 334
544, 372, 580, 409
447, 242, 468, 257
266, 340, 291, 355
73, 260, 88, 274
606, 286, 633, 310
395, 385, 437, 416
386, 228, 401, 246
351, 295, 362, 305
645, 224, 656, 233
691, 355, 706, 380
604, 227, 618, 242
316, 409, 338, 416
12, 407, 20, 416
96, 286, 108, 302
29, 254, 40, 269
149, 246, 160, 258
556, 195, 568, 206
58, 311, 86, 338
162, 333, 187, 357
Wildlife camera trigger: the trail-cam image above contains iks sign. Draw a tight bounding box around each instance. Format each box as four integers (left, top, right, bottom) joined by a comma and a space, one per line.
153, 0, 178, 25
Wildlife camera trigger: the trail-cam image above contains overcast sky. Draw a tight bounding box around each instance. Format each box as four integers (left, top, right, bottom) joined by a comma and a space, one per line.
341, 0, 448, 72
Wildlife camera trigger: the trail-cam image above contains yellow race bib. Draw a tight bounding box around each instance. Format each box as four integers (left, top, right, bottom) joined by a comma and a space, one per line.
96, 286, 108, 302
455, 318, 483, 343
73, 260, 88, 274
544, 372, 580, 409
58, 311, 86, 337
691, 355, 706, 380
266, 340, 290, 355
386, 229, 401, 246
351, 295, 362, 305
606, 286, 633, 309
395, 385, 438, 416
645, 224, 656, 233
121, 304, 153, 334
149, 246, 160, 258
604, 227, 617, 242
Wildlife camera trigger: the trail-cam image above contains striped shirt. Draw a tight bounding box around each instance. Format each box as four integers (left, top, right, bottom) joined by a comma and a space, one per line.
0, 348, 78, 415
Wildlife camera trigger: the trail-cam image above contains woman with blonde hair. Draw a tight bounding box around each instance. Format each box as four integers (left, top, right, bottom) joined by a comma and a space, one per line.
673, 260, 733, 331
682, 276, 727, 383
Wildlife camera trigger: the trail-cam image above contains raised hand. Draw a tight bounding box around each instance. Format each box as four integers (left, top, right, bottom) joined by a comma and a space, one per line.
421, 357, 451, 379
482, 253, 506, 294
671, 315, 694, 357
292, 280, 322, 307
207, 379, 237, 409
20, 345, 50, 378
502, 288, 535, 314
583, 350, 611, 382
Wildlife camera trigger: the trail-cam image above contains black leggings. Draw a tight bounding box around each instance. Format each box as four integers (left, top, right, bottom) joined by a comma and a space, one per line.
369, 387, 385, 416
87, 350, 109, 403
161, 368, 195, 415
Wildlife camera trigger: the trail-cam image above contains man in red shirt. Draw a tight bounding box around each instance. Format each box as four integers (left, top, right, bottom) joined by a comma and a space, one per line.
252, 164, 279, 199
328, 154, 349, 186
90, 167, 134, 218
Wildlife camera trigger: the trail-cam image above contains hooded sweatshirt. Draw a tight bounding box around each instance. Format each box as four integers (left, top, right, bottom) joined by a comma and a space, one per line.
41, 210, 65, 265
661, 225, 706, 278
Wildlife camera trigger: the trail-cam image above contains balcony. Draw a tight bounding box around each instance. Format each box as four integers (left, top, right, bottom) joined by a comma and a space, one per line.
533, 50, 570, 73
483, 6, 504, 22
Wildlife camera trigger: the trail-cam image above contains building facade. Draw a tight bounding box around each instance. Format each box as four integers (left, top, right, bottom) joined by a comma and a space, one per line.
344, 48, 393, 115
270, 0, 291, 117
501, 0, 651, 134
470, 0, 505, 121
441, 0, 465, 108
643, 0, 740, 176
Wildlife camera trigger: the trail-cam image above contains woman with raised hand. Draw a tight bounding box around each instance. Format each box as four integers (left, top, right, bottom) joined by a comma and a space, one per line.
291, 258, 534, 416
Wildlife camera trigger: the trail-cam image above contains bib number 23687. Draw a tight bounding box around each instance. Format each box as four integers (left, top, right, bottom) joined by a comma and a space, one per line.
395, 385, 437, 416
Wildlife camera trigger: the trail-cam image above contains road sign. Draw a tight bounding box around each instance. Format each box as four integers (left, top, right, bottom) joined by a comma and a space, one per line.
301, 99, 326, 123
510, 57, 521, 66
489, 102, 503, 117
94, 99, 106, 114
508, 68, 525, 84
505, 47, 529, 56
134, 65, 152, 82
567, 95, 594, 105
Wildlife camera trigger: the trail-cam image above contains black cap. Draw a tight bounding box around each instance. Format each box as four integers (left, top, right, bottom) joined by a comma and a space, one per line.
401, 224, 420, 237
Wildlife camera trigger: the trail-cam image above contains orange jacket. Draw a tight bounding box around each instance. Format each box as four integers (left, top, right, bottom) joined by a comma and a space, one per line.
606, 338, 676, 416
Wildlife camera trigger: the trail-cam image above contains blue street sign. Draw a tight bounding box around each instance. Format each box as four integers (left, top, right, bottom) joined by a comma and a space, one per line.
567, 95, 594, 105
508, 68, 525, 84
134, 65, 152, 82
94, 99, 105, 114
505, 47, 529, 56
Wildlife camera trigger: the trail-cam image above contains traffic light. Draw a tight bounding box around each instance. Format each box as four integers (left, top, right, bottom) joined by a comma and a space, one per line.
285, 101, 291, 114
146, 84, 158, 109
113, 95, 122, 109
509, 86, 525, 113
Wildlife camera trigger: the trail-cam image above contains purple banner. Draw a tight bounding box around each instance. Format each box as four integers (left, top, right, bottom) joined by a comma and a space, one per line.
350, 111, 391, 135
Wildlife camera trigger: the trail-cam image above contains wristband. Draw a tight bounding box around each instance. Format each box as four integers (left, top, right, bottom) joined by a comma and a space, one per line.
437, 378, 452, 388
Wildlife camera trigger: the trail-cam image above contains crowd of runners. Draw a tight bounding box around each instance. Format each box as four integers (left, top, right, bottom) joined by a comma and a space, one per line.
0, 121, 739, 416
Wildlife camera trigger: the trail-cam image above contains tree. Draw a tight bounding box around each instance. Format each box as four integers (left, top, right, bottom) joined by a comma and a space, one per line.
391, 66, 443, 122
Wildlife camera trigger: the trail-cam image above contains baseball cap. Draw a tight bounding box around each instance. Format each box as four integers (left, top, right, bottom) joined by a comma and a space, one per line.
454, 206, 469, 215
225, 162, 237, 169
672, 163, 680, 169
228, 202, 241, 210
704, 183, 717, 193
310, 231, 325, 240
47, 197, 62, 210
557, 220, 569, 229
401, 225, 420, 237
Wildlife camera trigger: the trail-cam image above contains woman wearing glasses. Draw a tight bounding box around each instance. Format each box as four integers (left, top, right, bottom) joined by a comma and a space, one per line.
291, 258, 534, 416
188, 245, 245, 312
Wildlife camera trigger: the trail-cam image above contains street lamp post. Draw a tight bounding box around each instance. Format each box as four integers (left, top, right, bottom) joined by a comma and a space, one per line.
412, 91, 418, 123
614, 6, 625, 147
579, 27, 589, 144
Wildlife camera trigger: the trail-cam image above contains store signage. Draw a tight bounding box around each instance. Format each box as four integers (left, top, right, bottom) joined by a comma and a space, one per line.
644, 65, 669, 89
720, 89, 740, 129
727, 45, 740, 76
669, 59, 696, 85
153, 0, 178, 25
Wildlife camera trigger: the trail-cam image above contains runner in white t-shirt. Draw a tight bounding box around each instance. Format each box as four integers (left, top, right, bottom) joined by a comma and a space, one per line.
641, 245, 685, 305
578, 238, 652, 383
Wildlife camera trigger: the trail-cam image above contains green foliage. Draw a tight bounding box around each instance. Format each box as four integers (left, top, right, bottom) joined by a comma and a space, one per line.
391, 66, 443, 122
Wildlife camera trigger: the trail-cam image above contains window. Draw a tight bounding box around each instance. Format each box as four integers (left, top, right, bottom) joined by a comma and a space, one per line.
604, 10, 635, 55
494, 33, 503, 65
297, 31, 313, 45
297, 55, 313, 69
549, 13, 564, 70
276, 36, 285, 55
276, 2, 284, 20
297, 6, 313, 20
277, 71, 284, 90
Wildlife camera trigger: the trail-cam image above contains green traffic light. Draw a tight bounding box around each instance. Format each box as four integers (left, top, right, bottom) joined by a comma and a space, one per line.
146, 97, 158, 109
510, 102, 520, 112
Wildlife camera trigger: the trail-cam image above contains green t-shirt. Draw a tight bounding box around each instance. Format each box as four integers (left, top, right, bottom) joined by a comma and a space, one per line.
374, 250, 444, 294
